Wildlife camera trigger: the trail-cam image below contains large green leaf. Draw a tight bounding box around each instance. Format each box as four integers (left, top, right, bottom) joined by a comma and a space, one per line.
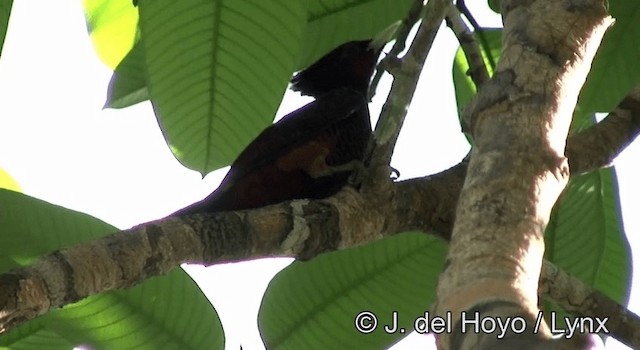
137, 0, 306, 174
579, 0, 640, 113
546, 168, 631, 303
105, 40, 148, 109
106, 0, 416, 110
298, 0, 414, 68
83, 0, 139, 68
259, 233, 447, 349
0, 0, 11, 58
0, 328, 73, 350
543, 168, 630, 334
106, 0, 415, 174
0, 189, 224, 350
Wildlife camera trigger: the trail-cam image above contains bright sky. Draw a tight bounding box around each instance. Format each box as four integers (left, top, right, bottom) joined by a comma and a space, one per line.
0, 2, 637, 349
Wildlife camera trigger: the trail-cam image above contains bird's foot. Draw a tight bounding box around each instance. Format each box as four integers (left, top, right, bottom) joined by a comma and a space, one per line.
309, 160, 365, 179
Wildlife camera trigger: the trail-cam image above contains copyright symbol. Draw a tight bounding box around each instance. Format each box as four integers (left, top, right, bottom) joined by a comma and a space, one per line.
355, 311, 378, 334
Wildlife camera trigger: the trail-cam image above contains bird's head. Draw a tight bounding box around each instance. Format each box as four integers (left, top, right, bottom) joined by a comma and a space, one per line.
290, 39, 386, 98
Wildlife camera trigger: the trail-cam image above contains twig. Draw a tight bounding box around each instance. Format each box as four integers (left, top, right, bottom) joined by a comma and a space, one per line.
368, 0, 425, 98
456, 0, 496, 70
445, 5, 490, 88
364, 0, 452, 194
566, 84, 640, 173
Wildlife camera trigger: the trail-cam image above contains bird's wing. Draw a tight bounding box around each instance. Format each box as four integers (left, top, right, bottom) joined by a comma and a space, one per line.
221, 88, 369, 183
173, 88, 370, 215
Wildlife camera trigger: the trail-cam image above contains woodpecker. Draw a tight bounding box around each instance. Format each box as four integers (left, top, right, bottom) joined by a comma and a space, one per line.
174, 40, 383, 215
290, 40, 380, 98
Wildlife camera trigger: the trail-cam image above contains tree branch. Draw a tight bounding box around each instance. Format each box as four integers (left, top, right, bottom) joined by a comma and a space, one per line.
368, 0, 424, 98
434, 1, 613, 349
567, 84, 640, 174
455, 0, 496, 70
368, 0, 451, 169
541, 261, 640, 349
3, 94, 640, 334
445, 5, 490, 89
0, 189, 385, 334
2, 1, 640, 346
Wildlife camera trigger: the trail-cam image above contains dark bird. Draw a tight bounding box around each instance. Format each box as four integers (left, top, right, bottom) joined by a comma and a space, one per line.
290, 40, 380, 98
174, 40, 383, 215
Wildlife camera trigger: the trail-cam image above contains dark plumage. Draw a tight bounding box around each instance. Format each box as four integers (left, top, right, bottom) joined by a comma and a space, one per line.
291, 40, 380, 97
174, 40, 382, 215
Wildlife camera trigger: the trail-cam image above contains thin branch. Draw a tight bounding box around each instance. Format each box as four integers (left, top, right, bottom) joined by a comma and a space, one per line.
372, 0, 451, 159
456, 0, 496, 70
541, 261, 640, 349
368, 0, 424, 98
567, 84, 640, 173
363, 0, 452, 198
445, 5, 490, 88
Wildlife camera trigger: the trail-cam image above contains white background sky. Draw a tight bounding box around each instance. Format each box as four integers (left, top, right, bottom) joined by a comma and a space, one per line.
0, 1, 637, 349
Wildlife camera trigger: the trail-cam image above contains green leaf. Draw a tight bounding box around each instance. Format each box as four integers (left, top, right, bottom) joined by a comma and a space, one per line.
452, 29, 501, 109
137, 0, 306, 174
298, 0, 414, 68
546, 168, 631, 302
105, 40, 149, 108
44, 272, 224, 350
0, 0, 11, 58
106, 0, 415, 173
569, 106, 597, 135
0, 190, 224, 350
544, 168, 630, 333
579, 0, 640, 113
452, 49, 476, 123
487, 0, 500, 14
259, 233, 447, 349
0, 327, 74, 350
0, 166, 21, 192
83, 0, 139, 68
105, 0, 414, 110
452, 28, 501, 140
0, 191, 114, 268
